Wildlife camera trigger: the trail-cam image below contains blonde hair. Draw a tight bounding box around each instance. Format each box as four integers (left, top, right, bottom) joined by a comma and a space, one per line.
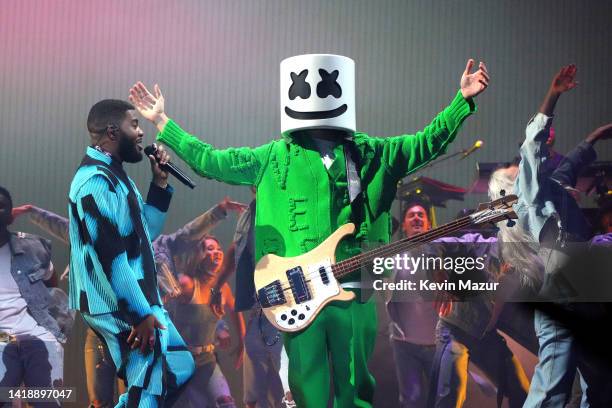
489, 166, 544, 289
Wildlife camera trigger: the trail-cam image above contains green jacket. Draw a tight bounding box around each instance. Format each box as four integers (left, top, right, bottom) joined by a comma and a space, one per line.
158, 91, 475, 281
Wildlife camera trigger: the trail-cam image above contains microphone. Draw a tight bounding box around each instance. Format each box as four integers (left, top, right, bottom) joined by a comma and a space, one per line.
144, 144, 196, 189
461, 140, 484, 159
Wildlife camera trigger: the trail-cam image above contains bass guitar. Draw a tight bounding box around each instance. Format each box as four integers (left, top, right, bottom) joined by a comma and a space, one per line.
254, 194, 517, 332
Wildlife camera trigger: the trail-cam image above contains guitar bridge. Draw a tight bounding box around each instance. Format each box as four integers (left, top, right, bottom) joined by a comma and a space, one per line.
287, 267, 312, 304
257, 280, 286, 308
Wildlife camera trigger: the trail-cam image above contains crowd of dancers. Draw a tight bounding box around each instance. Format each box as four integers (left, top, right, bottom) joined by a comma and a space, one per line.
1, 56, 611, 408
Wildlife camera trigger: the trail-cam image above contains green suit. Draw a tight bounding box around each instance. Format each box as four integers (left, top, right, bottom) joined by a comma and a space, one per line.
157, 90, 475, 407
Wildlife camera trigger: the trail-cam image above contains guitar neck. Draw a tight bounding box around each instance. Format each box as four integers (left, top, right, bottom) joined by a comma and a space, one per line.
331, 215, 475, 280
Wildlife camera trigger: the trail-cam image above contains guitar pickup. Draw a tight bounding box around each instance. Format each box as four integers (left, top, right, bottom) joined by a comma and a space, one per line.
257, 280, 286, 308
287, 267, 311, 304
319, 266, 330, 285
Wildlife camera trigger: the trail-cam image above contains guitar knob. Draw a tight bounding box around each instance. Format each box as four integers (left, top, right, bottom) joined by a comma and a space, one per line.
281, 314, 287, 321
291, 310, 298, 316
298, 314, 305, 320
288, 318, 295, 325
500, 189, 506, 197
506, 219, 516, 227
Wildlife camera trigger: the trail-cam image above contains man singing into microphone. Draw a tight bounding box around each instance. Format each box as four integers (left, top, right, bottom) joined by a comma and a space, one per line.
68, 99, 194, 407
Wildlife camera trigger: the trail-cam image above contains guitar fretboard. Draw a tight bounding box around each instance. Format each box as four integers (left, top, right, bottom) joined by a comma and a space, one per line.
331, 215, 475, 279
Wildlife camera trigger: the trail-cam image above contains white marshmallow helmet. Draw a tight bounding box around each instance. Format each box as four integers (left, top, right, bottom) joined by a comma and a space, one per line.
280, 54, 356, 135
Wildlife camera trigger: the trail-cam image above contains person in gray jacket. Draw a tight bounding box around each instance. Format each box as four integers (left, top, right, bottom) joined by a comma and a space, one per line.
508, 65, 612, 407
0, 186, 65, 408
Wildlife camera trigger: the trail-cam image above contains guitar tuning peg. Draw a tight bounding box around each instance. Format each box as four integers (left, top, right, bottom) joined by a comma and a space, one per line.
500, 189, 506, 197
506, 219, 516, 228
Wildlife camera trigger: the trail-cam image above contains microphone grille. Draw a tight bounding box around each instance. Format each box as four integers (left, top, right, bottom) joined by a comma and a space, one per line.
143, 145, 157, 156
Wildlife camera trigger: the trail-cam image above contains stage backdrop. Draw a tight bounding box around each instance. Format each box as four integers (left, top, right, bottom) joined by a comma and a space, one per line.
1, 1, 610, 406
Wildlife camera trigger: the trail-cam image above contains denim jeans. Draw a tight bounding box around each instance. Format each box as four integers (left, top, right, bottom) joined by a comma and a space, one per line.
523, 309, 612, 408
84, 327, 125, 407
0, 336, 63, 408
390, 338, 435, 408
172, 359, 235, 408
243, 311, 283, 408
433, 321, 529, 408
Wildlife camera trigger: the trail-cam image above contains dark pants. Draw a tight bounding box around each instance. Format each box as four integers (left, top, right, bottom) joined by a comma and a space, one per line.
390, 339, 436, 408
524, 309, 612, 408
433, 321, 530, 408
0, 337, 63, 408
84, 327, 126, 407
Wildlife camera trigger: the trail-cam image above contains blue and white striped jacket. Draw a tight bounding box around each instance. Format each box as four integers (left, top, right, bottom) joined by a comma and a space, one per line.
68, 147, 172, 325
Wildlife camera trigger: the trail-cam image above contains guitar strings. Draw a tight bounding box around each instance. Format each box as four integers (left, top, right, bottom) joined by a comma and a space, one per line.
260, 212, 498, 303
259, 215, 482, 303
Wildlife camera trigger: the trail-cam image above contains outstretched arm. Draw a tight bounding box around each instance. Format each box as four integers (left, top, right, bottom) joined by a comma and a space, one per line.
538, 64, 577, 116
155, 198, 244, 299
129, 82, 269, 186
383, 59, 487, 178
12, 205, 69, 244
551, 123, 612, 188
516, 65, 579, 205
165, 197, 246, 247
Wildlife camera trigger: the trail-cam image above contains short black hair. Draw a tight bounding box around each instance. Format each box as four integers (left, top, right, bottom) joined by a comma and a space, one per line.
0, 185, 13, 210
402, 197, 431, 220
87, 99, 135, 135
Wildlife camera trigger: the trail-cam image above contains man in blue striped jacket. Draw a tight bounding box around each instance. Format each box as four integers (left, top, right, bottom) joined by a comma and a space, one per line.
68, 99, 194, 407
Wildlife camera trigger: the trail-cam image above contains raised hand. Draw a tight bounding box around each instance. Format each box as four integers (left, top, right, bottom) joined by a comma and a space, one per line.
129, 82, 167, 126
549, 64, 578, 94
460, 59, 490, 99
539, 64, 578, 116
11, 204, 33, 219
219, 197, 248, 214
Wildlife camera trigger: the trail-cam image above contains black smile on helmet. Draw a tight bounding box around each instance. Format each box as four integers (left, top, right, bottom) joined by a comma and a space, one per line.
284, 104, 347, 120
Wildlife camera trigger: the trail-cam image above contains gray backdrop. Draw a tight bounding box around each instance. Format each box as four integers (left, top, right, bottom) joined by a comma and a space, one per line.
1, 1, 610, 406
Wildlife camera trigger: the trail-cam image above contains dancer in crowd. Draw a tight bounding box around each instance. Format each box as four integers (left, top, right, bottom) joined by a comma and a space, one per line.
0, 186, 67, 408
210, 192, 292, 408
167, 233, 246, 408
67, 99, 194, 407
429, 202, 533, 408
386, 199, 438, 408
509, 65, 612, 407
130, 53, 489, 407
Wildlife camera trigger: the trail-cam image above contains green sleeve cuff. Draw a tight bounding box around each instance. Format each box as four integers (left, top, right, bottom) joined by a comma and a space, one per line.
157, 119, 189, 153
444, 91, 477, 131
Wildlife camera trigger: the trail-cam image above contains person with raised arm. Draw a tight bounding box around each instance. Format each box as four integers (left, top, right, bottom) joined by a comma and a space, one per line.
67, 99, 195, 407
130, 55, 489, 407
511, 65, 612, 407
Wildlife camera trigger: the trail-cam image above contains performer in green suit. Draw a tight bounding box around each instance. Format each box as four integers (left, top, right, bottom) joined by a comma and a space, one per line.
129, 54, 489, 408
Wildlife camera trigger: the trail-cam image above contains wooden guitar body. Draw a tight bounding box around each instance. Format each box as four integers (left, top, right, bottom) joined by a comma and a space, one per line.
254, 223, 356, 332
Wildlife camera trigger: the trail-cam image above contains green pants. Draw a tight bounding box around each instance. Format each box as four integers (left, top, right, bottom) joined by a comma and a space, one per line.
284, 291, 378, 407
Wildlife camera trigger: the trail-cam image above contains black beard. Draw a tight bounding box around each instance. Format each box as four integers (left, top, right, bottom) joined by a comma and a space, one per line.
118, 133, 143, 163
0, 212, 11, 229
